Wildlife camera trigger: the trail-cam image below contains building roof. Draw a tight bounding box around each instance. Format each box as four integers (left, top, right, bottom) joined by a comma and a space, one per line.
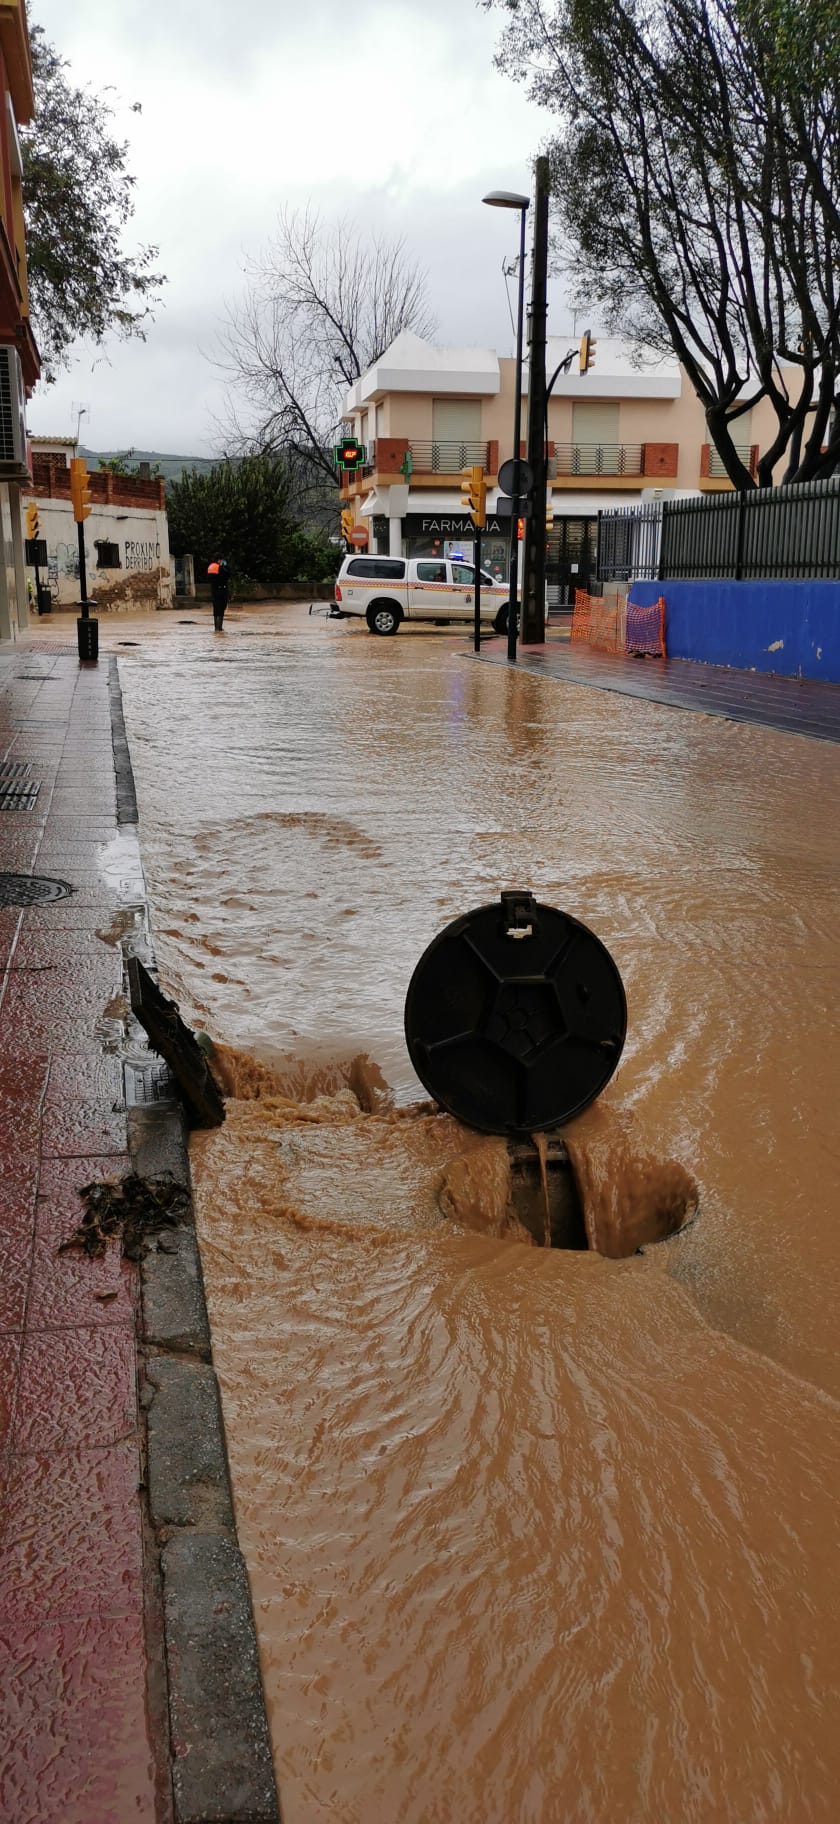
344, 331, 501, 409
543, 336, 681, 400
345, 330, 683, 409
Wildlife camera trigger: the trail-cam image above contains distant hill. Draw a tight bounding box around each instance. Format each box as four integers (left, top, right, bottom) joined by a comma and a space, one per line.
79, 448, 219, 484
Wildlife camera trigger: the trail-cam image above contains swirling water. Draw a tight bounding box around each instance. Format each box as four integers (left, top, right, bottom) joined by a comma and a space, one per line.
120, 606, 840, 1821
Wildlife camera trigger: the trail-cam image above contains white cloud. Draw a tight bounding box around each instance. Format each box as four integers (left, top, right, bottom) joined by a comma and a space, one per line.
27, 0, 565, 452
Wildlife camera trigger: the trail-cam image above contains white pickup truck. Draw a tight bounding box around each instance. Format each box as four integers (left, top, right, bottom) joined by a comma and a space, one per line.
333, 554, 511, 636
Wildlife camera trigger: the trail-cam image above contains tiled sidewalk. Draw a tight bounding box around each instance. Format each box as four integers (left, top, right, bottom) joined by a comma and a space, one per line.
0, 651, 160, 1822
476, 634, 840, 743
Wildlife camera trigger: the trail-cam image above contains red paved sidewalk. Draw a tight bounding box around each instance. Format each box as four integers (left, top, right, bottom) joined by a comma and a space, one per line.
0, 651, 161, 1822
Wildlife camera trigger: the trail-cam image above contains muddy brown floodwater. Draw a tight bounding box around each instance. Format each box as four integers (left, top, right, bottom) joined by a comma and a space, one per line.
119, 605, 840, 1822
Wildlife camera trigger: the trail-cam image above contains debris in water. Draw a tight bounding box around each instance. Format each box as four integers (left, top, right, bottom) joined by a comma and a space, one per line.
59, 1172, 191, 1260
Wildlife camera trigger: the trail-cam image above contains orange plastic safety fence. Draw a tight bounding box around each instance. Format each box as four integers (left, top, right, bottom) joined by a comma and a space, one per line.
626, 596, 667, 658
570, 589, 626, 653
570, 588, 591, 645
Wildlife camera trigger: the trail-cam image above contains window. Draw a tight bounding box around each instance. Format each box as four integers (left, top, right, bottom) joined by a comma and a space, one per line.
346, 558, 406, 579
416, 561, 446, 582
432, 400, 482, 441
95, 541, 121, 568
451, 563, 475, 584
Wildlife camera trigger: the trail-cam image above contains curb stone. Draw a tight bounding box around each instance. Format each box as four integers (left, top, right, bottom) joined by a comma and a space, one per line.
110, 658, 281, 1824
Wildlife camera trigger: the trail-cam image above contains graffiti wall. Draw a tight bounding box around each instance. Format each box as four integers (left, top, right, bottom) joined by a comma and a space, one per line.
23, 497, 173, 612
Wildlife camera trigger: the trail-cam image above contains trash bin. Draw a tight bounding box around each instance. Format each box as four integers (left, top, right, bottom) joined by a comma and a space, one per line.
76, 616, 99, 661
37, 585, 51, 614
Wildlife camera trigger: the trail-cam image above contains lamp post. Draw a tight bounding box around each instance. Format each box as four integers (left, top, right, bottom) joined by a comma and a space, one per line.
483, 190, 529, 662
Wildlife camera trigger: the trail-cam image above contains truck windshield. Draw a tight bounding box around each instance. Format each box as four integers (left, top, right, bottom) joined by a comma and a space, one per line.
451, 565, 495, 586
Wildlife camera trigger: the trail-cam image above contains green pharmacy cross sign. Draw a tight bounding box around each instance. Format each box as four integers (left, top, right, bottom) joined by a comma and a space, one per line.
334, 438, 366, 471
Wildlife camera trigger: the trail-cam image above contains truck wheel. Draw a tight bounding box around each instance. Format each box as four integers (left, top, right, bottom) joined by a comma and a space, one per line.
493, 603, 510, 635
366, 602, 402, 636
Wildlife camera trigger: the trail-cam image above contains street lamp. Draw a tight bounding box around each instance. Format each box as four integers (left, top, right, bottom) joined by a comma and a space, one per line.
483, 190, 529, 662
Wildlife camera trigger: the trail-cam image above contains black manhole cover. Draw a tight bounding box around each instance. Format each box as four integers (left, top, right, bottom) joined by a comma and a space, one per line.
404, 890, 627, 1136
0, 873, 74, 908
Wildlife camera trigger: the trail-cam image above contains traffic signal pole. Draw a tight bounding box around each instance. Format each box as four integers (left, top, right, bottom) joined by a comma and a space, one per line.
474, 526, 482, 652
77, 520, 88, 616
70, 458, 97, 660
522, 156, 550, 646
507, 204, 528, 664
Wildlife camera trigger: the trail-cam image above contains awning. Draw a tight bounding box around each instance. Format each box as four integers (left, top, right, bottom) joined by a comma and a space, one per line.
358, 491, 383, 518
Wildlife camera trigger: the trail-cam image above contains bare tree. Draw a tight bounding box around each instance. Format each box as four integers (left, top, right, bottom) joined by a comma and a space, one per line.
216, 209, 437, 508
487, 0, 840, 487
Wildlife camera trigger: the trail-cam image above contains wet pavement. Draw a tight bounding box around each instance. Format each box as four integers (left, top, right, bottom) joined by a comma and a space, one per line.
11, 604, 840, 1823
484, 634, 840, 743
0, 648, 158, 1822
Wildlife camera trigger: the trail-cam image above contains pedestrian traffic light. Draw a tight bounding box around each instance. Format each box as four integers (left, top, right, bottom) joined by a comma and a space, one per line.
579, 330, 597, 374
25, 503, 39, 541
517, 518, 525, 540
460, 464, 486, 529
340, 508, 355, 541
70, 458, 92, 522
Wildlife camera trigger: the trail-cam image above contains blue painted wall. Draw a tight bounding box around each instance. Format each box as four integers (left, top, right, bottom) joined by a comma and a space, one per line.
629, 579, 840, 681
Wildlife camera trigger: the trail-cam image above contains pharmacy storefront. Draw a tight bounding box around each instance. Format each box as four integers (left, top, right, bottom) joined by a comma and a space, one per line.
400, 510, 514, 581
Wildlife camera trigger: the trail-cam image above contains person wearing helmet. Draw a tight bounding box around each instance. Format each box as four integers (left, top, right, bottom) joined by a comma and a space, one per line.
207, 557, 230, 631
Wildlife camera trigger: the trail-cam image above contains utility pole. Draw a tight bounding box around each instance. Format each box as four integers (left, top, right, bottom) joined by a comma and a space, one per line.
522, 156, 550, 645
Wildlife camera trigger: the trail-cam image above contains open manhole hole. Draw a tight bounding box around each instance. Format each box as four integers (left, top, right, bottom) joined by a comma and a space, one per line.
0, 872, 74, 908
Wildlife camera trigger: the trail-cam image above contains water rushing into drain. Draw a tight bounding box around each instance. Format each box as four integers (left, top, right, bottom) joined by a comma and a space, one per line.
118, 605, 840, 1821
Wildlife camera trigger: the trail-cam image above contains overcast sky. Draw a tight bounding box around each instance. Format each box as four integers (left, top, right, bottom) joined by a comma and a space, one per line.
25, 0, 575, 456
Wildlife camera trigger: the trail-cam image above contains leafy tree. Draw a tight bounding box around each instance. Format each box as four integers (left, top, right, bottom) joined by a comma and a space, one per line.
167, 452, 337, 593
217, 208, 437, 507
486, 0, 840, 485
97, 455, 161, 478
22, 24, 165, 379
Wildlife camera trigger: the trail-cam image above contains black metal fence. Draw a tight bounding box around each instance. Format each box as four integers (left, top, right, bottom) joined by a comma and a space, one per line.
597, 504, 662, 581
598, 478, 840, 583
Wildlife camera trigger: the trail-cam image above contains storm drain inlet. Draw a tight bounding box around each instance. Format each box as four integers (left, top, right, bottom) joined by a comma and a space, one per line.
0, 872, 74, 908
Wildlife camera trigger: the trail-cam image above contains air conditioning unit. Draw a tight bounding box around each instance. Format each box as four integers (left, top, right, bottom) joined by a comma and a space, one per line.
0, 344, 28, 471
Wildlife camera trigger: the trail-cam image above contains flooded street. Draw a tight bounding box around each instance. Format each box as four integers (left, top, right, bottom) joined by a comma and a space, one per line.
118, 603, 840, 1820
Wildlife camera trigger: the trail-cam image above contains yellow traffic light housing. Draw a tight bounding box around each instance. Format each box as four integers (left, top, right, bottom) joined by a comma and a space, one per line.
460, 464, 486, 529
579, 330, 597, 375
25, 502, 39, 541
70, 458, 92, 522
545, 497, 554, 530
340, 508, 355, 541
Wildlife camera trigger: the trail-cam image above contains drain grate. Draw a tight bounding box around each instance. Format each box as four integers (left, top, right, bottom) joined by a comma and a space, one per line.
0, 760, 32, 782
123, 1060, 178, 1107
0, 872, 74, 908
0, 781, 40, 811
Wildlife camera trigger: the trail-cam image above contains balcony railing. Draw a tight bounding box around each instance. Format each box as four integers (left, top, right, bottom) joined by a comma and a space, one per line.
550, 444, 644, 477
408, 440, 490, 473
706, 443, 754, 479
362, 442, 376, 475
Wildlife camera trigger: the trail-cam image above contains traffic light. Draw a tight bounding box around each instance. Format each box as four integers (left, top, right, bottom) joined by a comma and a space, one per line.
579, 330, 597, 374
340, 508, 355, 541
70, 458, 92, 522
25, 503, 39, 541
517, 518, 525, 540
460, 464, 486, 529
545, 496, 554, 530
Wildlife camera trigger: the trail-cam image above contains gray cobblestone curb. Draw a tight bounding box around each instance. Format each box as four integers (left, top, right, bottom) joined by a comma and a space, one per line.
110, 659, 281, 1824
